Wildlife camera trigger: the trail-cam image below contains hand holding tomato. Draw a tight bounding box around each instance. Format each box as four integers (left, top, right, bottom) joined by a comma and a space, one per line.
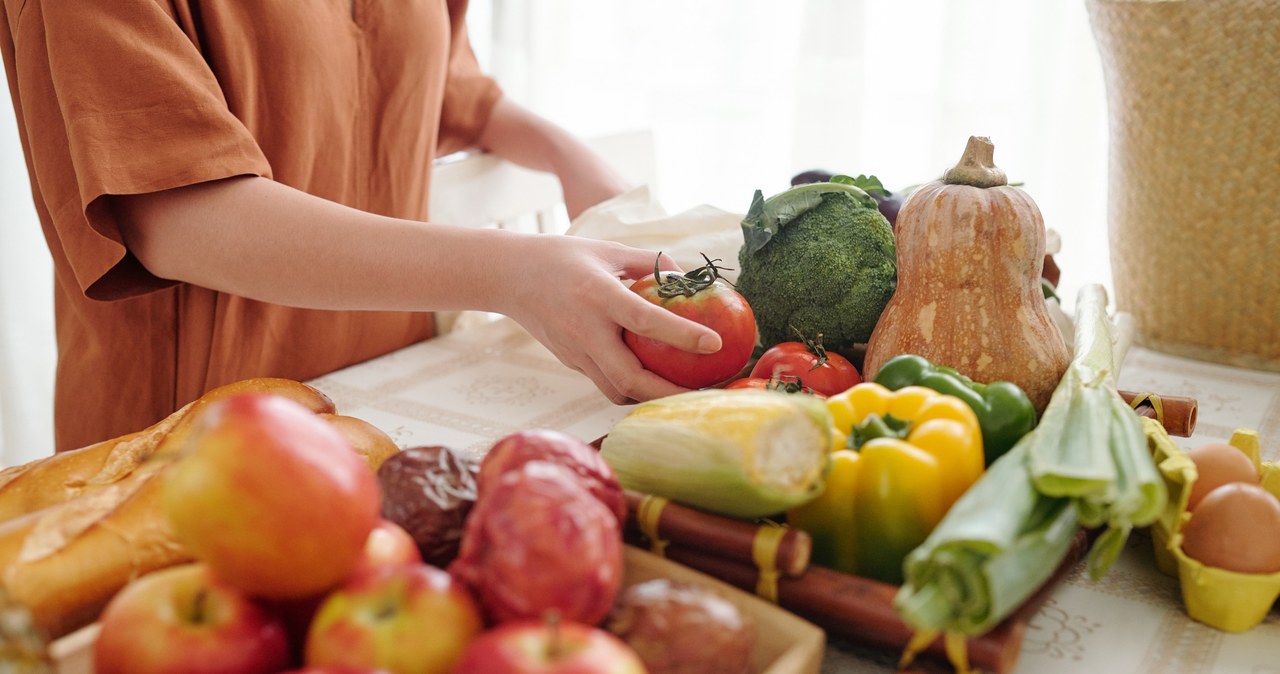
750, 333, 861, 396
623, 255, 757, 389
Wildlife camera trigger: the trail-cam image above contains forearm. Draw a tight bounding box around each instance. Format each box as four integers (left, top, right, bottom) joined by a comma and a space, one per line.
476, 96, 571, 173
477, 96, 630, 218
113, 173, 721, 404
112, 176, 530, 313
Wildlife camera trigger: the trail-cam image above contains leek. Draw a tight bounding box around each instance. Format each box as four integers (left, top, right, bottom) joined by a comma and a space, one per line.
895, 442, 1079, 636
599, 389, 832, 519
1025, 284, 1166, 577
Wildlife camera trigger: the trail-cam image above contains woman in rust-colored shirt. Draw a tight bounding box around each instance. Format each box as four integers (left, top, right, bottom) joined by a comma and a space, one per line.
1, 1, 719, 451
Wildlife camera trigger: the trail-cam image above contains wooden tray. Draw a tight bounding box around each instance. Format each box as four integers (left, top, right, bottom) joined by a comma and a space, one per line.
49, 545, 825, 674
622, 545, 825, 674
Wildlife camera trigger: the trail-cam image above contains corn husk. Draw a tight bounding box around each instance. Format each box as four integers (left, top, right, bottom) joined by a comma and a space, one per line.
600, 390, 832, 519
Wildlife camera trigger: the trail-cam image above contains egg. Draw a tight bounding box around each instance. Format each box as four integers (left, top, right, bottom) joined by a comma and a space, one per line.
1180, 482, 1280, 574
1185, 442, 1259, 511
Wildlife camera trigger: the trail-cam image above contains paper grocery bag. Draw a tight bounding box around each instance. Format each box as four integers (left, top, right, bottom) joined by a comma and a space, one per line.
567, 186, 747, 284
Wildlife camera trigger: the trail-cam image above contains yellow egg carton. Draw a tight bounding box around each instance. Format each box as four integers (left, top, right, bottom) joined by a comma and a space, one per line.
1144, 420, 1280, 633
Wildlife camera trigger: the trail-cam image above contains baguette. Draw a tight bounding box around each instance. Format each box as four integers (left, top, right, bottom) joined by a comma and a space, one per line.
0, 381, 398, 640
0, 468, 183, 639
319, 413, 400, 471
0, 378, 335, 522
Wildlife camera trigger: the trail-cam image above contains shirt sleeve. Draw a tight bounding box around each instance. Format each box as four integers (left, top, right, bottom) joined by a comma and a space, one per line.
436, 0, 504, 157
12, 0, 270, 300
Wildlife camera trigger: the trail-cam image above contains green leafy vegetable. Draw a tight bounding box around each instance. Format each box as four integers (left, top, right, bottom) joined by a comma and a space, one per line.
741, 181, 877, 255
831, 174, 891, 197
737, 182, 896, 351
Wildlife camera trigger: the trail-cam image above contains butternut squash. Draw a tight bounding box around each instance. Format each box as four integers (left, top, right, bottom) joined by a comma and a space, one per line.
863, 136, 1069, 413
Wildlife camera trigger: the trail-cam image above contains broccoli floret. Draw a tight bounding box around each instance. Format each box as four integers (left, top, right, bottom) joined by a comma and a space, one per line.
736, 181, 897, 352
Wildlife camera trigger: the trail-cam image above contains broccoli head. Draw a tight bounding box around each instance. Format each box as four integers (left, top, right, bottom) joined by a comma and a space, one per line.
736, 180, 897, 352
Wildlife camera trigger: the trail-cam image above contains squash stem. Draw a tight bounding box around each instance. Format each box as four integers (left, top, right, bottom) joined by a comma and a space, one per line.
943, 136, 1008, 188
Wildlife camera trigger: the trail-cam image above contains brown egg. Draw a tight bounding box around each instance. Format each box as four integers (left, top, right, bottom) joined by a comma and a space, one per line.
1186, 442, 1259, 511
1181, 482, 1280, 574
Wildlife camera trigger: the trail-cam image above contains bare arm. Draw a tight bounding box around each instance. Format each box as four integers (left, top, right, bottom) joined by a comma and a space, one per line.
112, 176, 721, 403
477, 96, 631, 220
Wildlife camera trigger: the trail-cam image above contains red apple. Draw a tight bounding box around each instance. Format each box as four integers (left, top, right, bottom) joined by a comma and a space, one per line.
305, 563, 484, 674
348, 519, 423, 579
164, 393, 382, 600
93, 563, 290, 674
453, 619, 647, 674
479, 429, 627, 525
450, 462, 623, 626
274, 519, 425, 652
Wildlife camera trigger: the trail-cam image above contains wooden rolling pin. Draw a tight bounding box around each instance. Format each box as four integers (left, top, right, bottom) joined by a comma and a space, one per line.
1119, 390, 1197, 437
623, 490, 811, 577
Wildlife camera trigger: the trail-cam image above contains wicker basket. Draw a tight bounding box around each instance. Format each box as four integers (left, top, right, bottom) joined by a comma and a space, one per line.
1087, 0, 1280, 371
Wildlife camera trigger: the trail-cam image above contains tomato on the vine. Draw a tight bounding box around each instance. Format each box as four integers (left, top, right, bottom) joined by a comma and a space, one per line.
725, 375, 823, 397
623, 254, 757, 389
750, 334, 861, 396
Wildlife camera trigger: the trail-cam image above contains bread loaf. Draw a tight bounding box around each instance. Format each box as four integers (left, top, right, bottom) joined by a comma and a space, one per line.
0, 379, 396, 640
0, 378, 335, 522
0, 469, 182, 639
320, 413, 400, 471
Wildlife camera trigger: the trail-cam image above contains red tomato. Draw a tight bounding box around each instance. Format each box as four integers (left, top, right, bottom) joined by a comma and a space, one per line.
623, 255, 757, 389
725, 376, 823, 397
750, 338, 861, 396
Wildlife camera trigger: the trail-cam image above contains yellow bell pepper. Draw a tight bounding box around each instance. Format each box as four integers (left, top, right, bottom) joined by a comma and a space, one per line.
788, 449, 861, 574
789, 382, 985, 584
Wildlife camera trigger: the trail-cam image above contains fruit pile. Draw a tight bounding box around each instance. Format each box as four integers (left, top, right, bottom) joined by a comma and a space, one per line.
92, 393, 754, 674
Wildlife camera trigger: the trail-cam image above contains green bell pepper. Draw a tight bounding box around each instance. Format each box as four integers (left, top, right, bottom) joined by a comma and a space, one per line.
874, 354, 1035, 466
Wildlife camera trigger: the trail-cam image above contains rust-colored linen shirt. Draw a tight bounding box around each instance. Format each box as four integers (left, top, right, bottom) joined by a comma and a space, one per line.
1, 0, 502, 451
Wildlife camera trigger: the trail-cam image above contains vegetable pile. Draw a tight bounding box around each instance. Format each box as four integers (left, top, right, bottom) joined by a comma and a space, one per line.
600, 135, 1181, 672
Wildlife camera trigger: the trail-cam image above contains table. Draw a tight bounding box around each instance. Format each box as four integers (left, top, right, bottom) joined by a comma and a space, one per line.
310, 317, 1280, 674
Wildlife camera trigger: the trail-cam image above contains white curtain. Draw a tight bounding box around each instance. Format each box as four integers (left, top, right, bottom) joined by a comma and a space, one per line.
0, 85, 55, 467
477, 0, 1110, 293
0, 0, 1110, 465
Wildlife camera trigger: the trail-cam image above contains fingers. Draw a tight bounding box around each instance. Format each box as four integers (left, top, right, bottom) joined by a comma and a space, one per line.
585, 356, 685, 405
611, 288, 722, 355
584, 245, 723, 356
593, 336, 691, 403
615, 249, 682, 281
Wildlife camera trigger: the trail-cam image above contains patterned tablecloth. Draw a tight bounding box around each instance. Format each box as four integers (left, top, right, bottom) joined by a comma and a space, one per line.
310, 317, 1280, 674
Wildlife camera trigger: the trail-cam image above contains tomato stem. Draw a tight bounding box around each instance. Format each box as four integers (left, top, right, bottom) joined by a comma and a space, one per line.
789, 325, 831, 370
768, 375, 815, 395
654, 253, 735, 298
